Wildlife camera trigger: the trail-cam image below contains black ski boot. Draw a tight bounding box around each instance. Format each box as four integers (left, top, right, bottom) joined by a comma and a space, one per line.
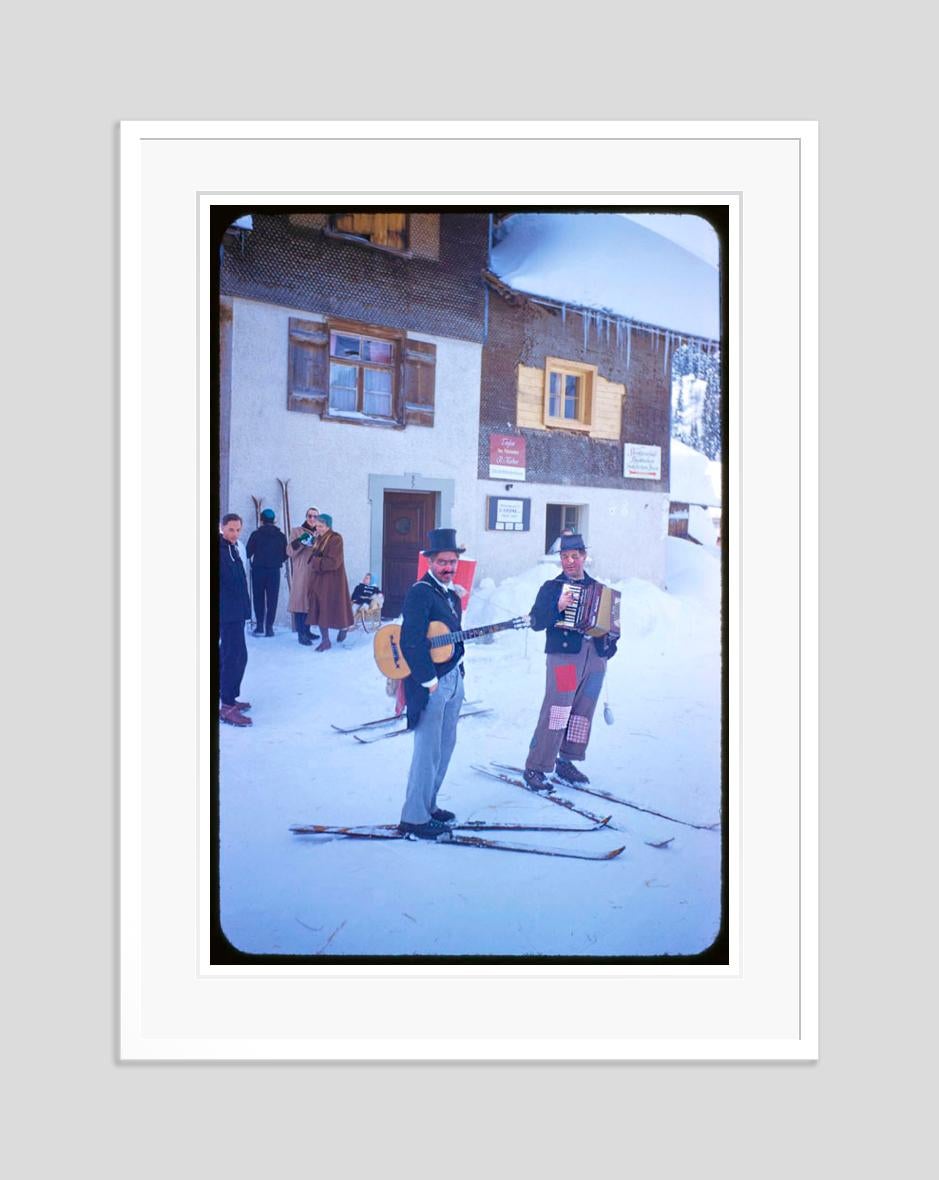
523, 769, 554, 792
398, 819, 451, 841
555, 759, 590, 785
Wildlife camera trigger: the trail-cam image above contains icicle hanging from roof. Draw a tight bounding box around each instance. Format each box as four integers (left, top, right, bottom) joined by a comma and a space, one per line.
626, 322, 631, 369
663, 330, 670, 375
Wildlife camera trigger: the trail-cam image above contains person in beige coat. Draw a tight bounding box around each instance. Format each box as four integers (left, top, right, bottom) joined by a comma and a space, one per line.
306, 514, 355, 651
287, 506, 320, 645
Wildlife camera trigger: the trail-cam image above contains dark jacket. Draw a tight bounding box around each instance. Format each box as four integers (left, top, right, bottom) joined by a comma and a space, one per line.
351, 582, 381, 604
401, 573, 465, 729
529, 571, 618, 659
246, 522, 288, 569
220, 537, 251, 623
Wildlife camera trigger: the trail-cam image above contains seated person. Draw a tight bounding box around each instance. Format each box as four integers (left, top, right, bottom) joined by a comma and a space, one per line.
351, 573, 383, 628
352, 572, 381, 605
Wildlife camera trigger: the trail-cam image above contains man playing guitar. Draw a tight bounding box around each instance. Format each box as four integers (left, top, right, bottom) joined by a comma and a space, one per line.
398, 528, 468, 840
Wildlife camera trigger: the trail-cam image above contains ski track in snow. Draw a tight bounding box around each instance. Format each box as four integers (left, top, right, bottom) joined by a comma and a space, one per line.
220, 539, 722, 957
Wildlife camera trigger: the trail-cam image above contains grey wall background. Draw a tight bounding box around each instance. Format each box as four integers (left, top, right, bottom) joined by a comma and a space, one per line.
6, 1, 931, 1175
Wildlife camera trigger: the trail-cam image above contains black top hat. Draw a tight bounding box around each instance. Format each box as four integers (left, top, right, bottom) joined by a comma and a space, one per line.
559, 533, 587, 551
421, 527, 466, 557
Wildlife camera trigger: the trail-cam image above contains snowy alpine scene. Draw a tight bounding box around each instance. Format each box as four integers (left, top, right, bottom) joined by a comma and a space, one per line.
217, 210, 724, 960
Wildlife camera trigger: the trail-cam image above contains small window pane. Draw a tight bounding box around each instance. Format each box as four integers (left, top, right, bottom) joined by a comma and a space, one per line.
363, 338, 394, 365
549, 371, 561, 417
329, 362, 357, 411
363, 368, 392, 416
331, 333, 361, 359
564, 374, 580, 419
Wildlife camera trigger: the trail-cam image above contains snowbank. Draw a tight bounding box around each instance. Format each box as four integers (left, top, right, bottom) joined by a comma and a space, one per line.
670, 438, 722, 507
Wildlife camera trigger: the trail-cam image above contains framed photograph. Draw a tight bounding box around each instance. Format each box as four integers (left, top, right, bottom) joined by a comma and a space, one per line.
121, 120, 817, 1059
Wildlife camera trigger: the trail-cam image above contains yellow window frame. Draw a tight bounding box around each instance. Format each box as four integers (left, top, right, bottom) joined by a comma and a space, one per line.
543, 358, 597, 431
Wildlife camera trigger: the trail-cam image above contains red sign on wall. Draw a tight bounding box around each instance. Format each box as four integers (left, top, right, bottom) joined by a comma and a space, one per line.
416, 555, 478, 614
489, 434, 526, 481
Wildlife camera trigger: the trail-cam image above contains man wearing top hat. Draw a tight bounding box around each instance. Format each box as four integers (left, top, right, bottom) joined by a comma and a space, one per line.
523, 533, 618, 791
398, 527, 467, 840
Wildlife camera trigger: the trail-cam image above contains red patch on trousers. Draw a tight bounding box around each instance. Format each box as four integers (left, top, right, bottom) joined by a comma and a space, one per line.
554, 663, 578, 693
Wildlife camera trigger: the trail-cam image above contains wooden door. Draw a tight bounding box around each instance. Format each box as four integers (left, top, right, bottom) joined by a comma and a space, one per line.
382, 492, 437, 617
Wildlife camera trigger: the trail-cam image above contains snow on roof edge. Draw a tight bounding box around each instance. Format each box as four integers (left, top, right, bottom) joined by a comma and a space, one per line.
483, 269, 719, 347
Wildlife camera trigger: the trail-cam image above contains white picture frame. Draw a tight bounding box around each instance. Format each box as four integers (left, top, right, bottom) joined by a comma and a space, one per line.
120, 120, 817, 1060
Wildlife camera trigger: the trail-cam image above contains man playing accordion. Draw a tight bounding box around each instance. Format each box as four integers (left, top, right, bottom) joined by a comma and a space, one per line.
523, 534, 619, 790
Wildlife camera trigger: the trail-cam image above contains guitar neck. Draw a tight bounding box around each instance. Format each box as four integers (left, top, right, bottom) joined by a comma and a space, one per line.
428, 618, 523, 648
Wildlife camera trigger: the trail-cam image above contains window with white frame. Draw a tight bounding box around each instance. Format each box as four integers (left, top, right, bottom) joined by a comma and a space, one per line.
329, 330, 396, 418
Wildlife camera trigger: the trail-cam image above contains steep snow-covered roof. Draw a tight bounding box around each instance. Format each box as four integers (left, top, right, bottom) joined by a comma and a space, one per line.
491, 213, 719, 341
670, 439, 722, 507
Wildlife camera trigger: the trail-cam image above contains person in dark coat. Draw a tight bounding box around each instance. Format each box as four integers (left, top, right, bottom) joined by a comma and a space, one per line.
219, 513, 252, 728
523, 534, 617, 788
398, 528, 467, 840
246, 508, 287, 636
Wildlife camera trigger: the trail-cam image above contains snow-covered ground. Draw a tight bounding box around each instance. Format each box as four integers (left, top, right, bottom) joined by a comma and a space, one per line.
219, 538, 723, 958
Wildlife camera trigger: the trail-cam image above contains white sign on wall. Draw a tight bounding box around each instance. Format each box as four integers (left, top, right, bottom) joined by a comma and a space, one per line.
496, 499, 523, 525
624, 443, 662, 480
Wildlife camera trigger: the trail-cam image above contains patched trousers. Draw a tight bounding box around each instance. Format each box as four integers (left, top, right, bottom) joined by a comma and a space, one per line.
400, 665, 465, 824
525, 642, 606, 771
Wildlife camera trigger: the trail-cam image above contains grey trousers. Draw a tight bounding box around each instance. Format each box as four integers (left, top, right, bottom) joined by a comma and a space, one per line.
525, 643, 606, 771
400, 665, 465, 824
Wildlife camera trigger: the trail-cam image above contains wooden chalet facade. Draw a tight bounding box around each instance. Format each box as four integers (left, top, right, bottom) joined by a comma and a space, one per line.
476, 269, 683, 587
219, 212, 489, 617
219, 210, 716, 616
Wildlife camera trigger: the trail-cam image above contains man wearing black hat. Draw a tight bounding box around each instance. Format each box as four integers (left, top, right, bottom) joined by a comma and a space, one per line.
398, 528, 467, 840
523, 534, 618, 790
246, 508, 288, 636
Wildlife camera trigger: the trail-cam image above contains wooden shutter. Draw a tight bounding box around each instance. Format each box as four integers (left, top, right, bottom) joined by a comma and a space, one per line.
333, 213, 407, 252
402, 340, 436, 426
287, 318, 329, 414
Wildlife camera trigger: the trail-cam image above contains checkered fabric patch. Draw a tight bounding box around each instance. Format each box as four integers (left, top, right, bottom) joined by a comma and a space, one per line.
554, 663, 578, 693
548, 705, 572, 730
566, 714, 591, 745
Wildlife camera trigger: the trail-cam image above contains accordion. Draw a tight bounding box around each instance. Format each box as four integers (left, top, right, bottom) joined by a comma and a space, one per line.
556, 582, 621, 638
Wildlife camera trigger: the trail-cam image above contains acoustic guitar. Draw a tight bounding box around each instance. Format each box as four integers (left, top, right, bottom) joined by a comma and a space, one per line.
373, 615, 530, 680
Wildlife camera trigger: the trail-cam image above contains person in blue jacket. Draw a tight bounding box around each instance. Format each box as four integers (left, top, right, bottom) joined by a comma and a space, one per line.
219, 513, 252, 728
398, 528, 467, 840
